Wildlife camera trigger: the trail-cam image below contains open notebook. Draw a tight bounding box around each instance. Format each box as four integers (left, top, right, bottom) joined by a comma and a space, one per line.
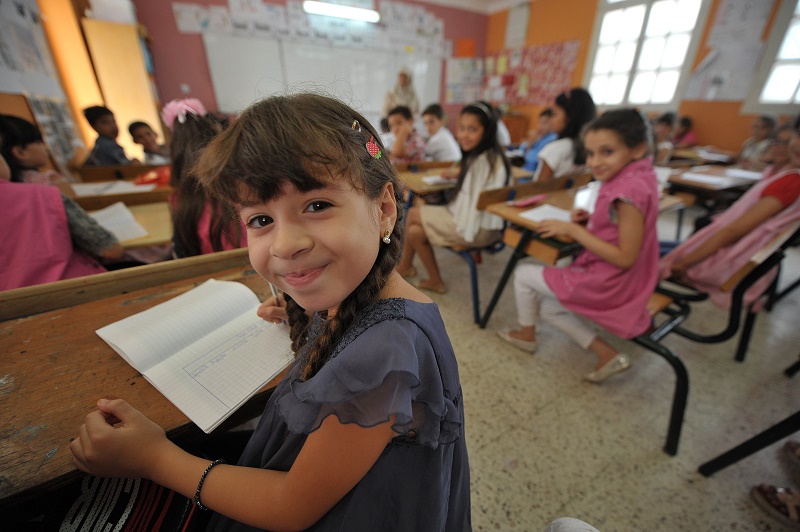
96, 279, 294, 433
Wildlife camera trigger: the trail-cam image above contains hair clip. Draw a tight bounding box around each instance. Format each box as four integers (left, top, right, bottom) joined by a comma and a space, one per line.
366, 136, 382, 159
352, 120, 361, 132
161, 98, 208, 130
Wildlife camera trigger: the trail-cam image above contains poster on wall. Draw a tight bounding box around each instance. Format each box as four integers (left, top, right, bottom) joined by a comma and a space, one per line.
445, 58, 483, 104
483, 41, 579, 106
28, 97, 85, 171
684, 0, 773, 101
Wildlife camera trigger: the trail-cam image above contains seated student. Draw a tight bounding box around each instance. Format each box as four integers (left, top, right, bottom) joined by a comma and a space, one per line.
162, 98, 246, 257
653, 112, 676, 164
478, 100, 511, 147
0, 114, 73, 184
738, 115, 778, 171
658, 122, 800, 309
397, 101, 510, 293
533, 88, 596, 183
0, 148, 123, 291
387, 105, 426, 165
672, 116, 697, 148
83, 106, 140, 166
128, 121, 170, 165
421, 104, 461, 162
519, 107, 557, 172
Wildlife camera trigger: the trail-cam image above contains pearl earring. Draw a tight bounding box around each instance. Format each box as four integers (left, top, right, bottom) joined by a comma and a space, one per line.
382, 229, 392, 244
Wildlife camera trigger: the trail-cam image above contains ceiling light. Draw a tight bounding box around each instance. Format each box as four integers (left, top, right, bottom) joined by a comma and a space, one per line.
302, 1, 381, 23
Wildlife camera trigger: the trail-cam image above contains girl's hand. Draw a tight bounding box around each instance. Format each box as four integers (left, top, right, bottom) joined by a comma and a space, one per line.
440, 168, 458, 180
571, 209, 590, 225
70, 398, 169, 479
257, 294, 289, 324
537, 219, 577, 239
670, 259, 691, 280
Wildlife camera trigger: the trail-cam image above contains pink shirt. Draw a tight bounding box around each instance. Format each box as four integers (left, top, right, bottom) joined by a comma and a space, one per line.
543, 158, 660, 338
0, 180, 106, 290
197, 202, 248, 255
659, 168, 800, 308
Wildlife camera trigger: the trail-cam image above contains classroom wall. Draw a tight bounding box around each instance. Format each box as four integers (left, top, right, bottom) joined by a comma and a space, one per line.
132, 0, 488, 118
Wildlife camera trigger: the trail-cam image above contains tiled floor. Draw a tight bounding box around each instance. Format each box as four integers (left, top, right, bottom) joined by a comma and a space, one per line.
414, 205, 800, 531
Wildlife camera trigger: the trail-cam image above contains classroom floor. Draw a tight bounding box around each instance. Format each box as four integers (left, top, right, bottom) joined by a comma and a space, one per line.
415, 205, 800, 531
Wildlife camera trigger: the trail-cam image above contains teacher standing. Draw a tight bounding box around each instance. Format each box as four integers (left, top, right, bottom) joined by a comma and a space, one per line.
383, 67, 420, 118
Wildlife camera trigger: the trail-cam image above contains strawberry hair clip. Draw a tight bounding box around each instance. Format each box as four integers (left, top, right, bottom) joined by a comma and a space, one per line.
352, 120, 382, 159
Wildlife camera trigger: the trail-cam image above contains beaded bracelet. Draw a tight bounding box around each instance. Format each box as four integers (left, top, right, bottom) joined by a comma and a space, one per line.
195, 459, 226, 510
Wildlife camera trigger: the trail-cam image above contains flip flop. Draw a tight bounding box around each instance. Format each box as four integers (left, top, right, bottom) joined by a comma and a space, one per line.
785, 440, 800, 471
751, 484, 800, 529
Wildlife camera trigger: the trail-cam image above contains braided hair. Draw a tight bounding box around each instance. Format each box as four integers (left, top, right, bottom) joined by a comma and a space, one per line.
193, 93, 404, 380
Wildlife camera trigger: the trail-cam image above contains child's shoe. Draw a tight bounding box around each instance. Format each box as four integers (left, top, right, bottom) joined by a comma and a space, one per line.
583, 353, 631, 383
497, 329, 537, 353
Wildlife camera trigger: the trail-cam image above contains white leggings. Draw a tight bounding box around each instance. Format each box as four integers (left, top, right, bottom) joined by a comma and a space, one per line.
513, 263, 598, 350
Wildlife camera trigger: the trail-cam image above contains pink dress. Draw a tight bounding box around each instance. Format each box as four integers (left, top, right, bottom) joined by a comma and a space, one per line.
543, 158, 660, 338
0, 180, 106, 290
659, 168, 800, 309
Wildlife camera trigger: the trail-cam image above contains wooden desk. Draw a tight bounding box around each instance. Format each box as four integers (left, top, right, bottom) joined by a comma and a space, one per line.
74, 164, 166, 183
668, 166, 757, 192
120, 202, 173, 249
61, 181, 174, 211
478, 189, 685, 328
397, 166, 535, 195
0, 250, 283, 506
670, 148, 733, 166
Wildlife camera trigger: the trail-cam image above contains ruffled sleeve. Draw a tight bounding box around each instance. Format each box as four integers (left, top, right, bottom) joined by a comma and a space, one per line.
275, 303, 462, 449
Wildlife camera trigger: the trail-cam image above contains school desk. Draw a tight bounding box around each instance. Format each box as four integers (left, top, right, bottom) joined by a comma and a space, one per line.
118, 202, 173, 249
477, 189, 685, 329
397, 166, 534, 195
0, 249, 286, 508
74, 163, 166, 183
668, 165, 758, 192
61, 182, 174, 211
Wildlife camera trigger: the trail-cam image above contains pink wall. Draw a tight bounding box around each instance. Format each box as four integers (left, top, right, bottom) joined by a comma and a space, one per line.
133, 0, 487, 115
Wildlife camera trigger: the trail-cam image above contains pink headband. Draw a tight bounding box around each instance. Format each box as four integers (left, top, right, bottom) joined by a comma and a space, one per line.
161, 98, 207, 129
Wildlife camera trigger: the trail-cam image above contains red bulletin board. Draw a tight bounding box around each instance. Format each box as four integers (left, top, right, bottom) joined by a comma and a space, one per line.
483, 41, 580, 106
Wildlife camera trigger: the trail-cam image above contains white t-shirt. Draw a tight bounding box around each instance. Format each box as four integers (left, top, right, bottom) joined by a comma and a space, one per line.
447, 151, 508, 242
496, 120, 511, 147
424, 127, 461, 162
534, 137, 579, 181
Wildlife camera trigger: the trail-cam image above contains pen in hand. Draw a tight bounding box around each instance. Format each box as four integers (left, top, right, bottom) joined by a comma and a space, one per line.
267, 282, 287, 325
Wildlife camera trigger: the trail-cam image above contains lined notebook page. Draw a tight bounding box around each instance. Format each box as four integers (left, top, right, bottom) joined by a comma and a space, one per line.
96, 279, 293, 432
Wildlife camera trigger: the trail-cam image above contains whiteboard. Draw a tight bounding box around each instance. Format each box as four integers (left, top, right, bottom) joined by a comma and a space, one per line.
203, 34, 442, 130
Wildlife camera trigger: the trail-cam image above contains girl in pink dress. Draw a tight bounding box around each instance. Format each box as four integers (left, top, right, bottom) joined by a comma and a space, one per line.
498, 109, 660, 383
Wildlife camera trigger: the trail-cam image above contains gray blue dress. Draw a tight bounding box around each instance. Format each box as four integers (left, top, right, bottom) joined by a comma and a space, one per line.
206, 298, 471, 531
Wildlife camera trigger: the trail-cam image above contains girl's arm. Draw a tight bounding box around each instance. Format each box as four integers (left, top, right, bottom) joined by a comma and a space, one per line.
72, 399, 396, 532
537, 200, 645, 269
534, 161, 555, 183
670, 196, 784, 277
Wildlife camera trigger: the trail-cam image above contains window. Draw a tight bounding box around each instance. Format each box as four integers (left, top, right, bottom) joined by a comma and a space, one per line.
584, 0, 710, 109
744, 0, 800, 114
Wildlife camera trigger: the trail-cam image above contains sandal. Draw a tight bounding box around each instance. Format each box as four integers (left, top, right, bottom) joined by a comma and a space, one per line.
785, 440, 800, 471
751, 484, 800, 529
417, 279, 447, 294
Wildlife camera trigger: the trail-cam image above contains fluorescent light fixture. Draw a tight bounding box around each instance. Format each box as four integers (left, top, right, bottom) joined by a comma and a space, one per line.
302, 1, 381, 23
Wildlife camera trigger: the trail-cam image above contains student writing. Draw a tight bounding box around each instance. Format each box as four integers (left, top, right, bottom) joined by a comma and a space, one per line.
397, 101, 510, 294
498, 109, 659, 383
70, 93, 471, 531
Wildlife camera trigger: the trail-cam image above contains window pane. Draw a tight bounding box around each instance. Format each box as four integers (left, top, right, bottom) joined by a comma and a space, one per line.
778, 19, 800, 60
796, 1, 800, 15
613, 42, 637, 73
662, 33, 690, 68
651, 70, 679, 102
606, 74, 629, 104
638, 37, 665, 70
672, 0, 701, 33
646, 0, 675, 37
599, 10, 624, 44
620, 5, 646, 42
629, 71, 657, 103
594, 45, 616, 74
589, 75, 610, 104
760, 64, 800, 102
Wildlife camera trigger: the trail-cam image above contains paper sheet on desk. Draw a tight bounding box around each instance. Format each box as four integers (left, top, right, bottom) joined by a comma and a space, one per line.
89, 201, 148, 241
519, 204, 572, 223
422, 175, 455, 186
724, 168, 762, 180
694, 149, 732, 163
71, 181, 157, 196
679, 173, 741, 187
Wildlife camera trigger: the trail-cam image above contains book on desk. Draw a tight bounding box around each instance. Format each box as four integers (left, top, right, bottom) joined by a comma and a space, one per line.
96, 279, 294, 433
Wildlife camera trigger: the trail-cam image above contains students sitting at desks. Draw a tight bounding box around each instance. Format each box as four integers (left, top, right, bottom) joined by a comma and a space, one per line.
421, 103, 461, 162
0, 146, 123, 291
672, 116, 697, 148
533, 88, 596, 183
738, 115, 778, 171
387, 105, 426, 165
519, 107, 557, 172
0, 114, 73, 184
397, 101, 510, 294
129, 120, 170, 165
83, 105, 140, 166
659, 122, 800, 309
497, 109, 659, 383
162, 98, 246, 257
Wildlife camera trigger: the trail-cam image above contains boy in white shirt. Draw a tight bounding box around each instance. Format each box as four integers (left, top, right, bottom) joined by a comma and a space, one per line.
422, 104, 461, 162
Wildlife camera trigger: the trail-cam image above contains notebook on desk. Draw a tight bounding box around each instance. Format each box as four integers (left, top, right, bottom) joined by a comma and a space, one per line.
96, 279, 294, 433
